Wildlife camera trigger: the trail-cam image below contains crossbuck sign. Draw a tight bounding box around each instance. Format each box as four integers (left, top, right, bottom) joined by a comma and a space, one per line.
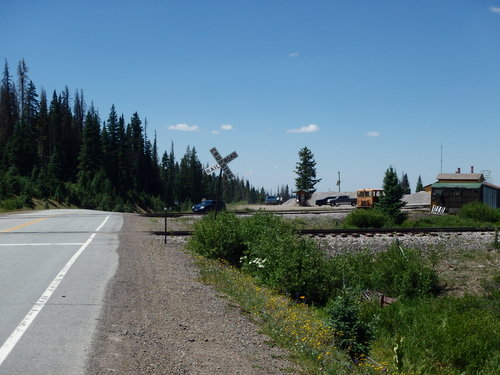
204, 147, 238, 180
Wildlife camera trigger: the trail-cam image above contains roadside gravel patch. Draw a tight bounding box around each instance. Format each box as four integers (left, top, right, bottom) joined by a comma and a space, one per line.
87, 213, 296, 375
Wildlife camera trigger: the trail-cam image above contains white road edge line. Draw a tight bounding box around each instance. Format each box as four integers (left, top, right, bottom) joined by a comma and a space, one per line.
0, 214, 112, 367
0, 243, 85, 246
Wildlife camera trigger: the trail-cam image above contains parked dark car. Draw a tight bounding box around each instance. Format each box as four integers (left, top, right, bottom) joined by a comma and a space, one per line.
315, 196, 337, 206
265, 196, 281, 205
192, 199, 226, 213
329, 195, 356, 207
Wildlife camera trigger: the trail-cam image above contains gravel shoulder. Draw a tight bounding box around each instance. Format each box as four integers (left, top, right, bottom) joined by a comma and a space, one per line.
87, 213, 296, 374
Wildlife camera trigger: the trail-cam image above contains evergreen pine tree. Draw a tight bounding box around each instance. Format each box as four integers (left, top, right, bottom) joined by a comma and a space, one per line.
6, 62, 38, 176
168, 143, 179, 207
188, 146, 203, 203
377, 166, 407, 224
17, 59, 29, 119
72, 90, 85, 139
399, 172, 411, 194
177, 146, 191, 204
78, 105, 102, 176
102, 105, 121, 189
416, 175, 424, 192
0, 60, 18, 148
59, 86, 78, 180
6, 118, 37, 176
294, 146, 321, 197
128, 112, 144, 191
142, 120, 156, 195
116, 114, 128, 193
149, 131, 162, 196
36, 89, 50, 168
47, 91, 63, 182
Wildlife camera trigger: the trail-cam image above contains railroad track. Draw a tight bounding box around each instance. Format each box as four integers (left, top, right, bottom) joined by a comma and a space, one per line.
143, 210, 343, 218
143, 204, 430, 218
151, 227, 496, 237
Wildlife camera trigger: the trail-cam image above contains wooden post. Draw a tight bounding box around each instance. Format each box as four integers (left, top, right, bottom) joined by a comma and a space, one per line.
214, 168, 223, 219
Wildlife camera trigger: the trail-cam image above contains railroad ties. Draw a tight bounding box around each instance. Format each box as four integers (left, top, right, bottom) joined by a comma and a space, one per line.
153, 227, 495, 238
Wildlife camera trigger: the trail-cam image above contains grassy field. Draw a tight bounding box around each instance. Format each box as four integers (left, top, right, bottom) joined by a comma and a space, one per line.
185, 210, 499, 374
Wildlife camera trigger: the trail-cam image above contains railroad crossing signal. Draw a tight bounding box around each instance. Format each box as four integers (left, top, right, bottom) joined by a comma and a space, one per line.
204, 147, 238, 180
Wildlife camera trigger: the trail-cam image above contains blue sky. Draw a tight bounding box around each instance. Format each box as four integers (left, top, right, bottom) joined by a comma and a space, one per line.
2, 0, 500, 193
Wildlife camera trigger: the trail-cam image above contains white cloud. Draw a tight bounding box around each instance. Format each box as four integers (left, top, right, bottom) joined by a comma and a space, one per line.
366, 131, 380, 137
287, 124, 320, 133
490, 6, 500, 14
168, 123, 200, 132
211, 124, 233, 135
289, 52, 300, 57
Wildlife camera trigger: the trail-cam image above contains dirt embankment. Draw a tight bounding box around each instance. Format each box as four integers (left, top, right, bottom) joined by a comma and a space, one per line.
87, 214, 296, 374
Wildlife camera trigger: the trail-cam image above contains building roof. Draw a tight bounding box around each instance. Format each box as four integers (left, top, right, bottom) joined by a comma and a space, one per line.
436, 173, 484, 181
431, 183, 482, 189
482, 182, 500, 190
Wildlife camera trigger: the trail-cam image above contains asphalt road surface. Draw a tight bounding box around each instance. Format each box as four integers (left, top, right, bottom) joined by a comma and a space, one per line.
0, 209, 122, 374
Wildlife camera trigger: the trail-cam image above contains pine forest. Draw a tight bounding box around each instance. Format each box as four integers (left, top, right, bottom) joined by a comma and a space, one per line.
0, 59, 268, 212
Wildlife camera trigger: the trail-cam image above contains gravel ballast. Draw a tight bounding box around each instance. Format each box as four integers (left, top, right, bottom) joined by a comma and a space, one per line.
316, 231, 495, 256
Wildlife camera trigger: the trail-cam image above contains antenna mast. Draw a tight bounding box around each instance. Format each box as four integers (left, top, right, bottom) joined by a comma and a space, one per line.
440, 144, 443, 173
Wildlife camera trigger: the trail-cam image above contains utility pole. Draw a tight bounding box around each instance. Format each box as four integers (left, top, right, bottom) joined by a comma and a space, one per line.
337, 171, 341, 192
164, 207, 167, 244
440, 144, 443, 173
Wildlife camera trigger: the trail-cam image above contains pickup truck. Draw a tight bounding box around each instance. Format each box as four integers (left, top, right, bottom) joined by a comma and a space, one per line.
315, 196, 337, 206
328, 195, 356, 207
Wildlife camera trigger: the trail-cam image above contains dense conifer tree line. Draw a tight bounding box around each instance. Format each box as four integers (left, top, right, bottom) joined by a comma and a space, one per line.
0, 59, 263, 211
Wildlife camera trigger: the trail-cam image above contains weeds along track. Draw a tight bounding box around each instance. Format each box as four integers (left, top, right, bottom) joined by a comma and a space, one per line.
152, 227, 496, 238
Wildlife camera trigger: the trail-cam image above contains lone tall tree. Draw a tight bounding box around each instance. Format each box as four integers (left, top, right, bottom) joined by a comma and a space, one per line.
377, 166, 407, 224
399, 172, 411, 194
294, 146, 321, 194
416, 175, 424, 192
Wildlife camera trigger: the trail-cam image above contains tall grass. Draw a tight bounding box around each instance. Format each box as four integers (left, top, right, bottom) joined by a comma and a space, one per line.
187, 212, 499, 374
370, 293, 500, 374
459, 201, 500, 223
188, 211, 244, 265
328, 242, 440, 298
195, 255, 374, 374
343, 209, 388, 228
341, 201, 500, 229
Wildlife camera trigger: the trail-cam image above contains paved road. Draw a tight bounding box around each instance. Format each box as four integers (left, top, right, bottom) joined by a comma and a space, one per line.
0, 209, 122, 374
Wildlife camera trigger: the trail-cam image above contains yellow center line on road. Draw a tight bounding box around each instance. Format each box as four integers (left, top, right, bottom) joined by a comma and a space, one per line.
0, 217, 50, 232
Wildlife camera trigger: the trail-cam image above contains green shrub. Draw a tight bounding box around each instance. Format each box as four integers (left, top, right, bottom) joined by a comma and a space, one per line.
371, 242, 440, 297
343, 208, 388, 228
459, 201, 500, 224
240, 214, 333, 305
181, 199, 193, 212
374, 296, 500, 373
187, 211, 244, 265
0, 197, 24, 210
239, 213, 297, 245
328, 250, 375, 291
329, 242, 439, 298
493, 227, 500, 249
327, 291, 374, 359
402, 214, 481, 228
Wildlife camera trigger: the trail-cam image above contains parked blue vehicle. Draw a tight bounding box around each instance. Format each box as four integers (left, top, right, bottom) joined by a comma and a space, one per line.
265, 196, 281, 205
192, 200, 226, 213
